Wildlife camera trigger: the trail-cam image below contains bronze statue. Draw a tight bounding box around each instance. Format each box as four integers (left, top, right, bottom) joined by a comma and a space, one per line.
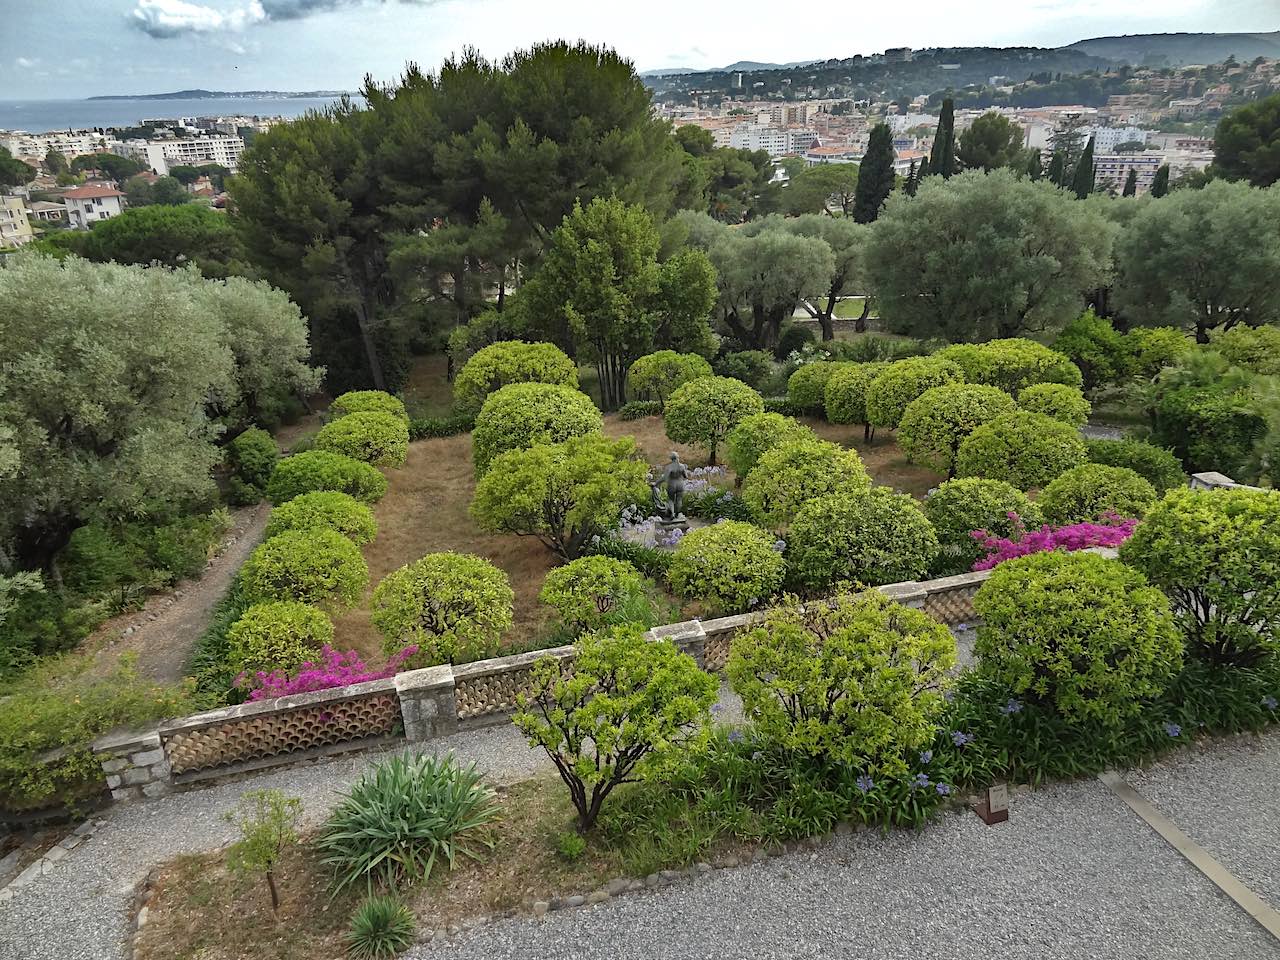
662, 451, 688, 521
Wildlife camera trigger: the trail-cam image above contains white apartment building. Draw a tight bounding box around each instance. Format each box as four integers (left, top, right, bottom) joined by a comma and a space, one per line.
112, 135, 245, 175
0, 131, 105, 161
62, 184, 125, 229
728, 124, 816, 157
0, 196, 34, 248
1087, 126, 1150, 152
1093, 154, 1163, 194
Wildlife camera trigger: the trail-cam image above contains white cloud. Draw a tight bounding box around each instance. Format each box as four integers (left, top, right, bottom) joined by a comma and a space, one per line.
130, 0, 267, 38
15, 56, 40, 69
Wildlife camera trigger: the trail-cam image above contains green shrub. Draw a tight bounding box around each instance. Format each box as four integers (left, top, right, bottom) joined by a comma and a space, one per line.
1126, 326, 1193, 378
189, 584, 251, 703
226, 601, 334, 677
774, 322, 815, 359
514, 627, 718, 831
865, 357, 965, 429
346, 896, 416, 959
714, 350, 774, 390
589, 535, 674, 581
1150, 383, 1267, 478
727, 591, 955, 774
628, 351, 714, 406
371, 553, 514, 666
667, 520, 785, 613
1214, 324, 1280, 375
955, 412, 1087, 490
664, 376, 765, 465
934, 339, 1082, 394
761, 396, 800, 415
265, 490, 377, 545
453, 340, 579, 413
617, 400, 662, 420
1017, 383, 1091, 428
227, 428, 279, 500
973, 551, 1182, 726
1038, 464, 1157, 524
1086, 439, 1186, 494
148, 511, 230, 582
924, 478, 1044, 574
407, 412, 475, 440
1053, 310, 1131, 389
552, 830, 588, 862
330, 390, 409, 423
239, 529, 369, 609
224, 789, 302, 914
725, 412, 814, 481
787, 490, 939, 590
317, 753, 499, 894
266, 451, 388, 505
823, 361, 889, 434
896, 384, 1017, 476
740, 438, 871, 529
786, 361, 843, 414
1121, 487, 1280, 667
471, 383, 602, 477
539, 556, 652, 635
315, 412, 410, 468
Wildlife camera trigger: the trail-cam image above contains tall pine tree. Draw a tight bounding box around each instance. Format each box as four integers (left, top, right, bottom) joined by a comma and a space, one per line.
1025, 148, 1042, 181
1122, 167, 1138, 197
929, 99, 957, 178
1046, 150, 1066, 186
852, 123, 897, 223
1070, 135, 1096, 199
1151, 164, 1171, 198
903, 159, 919, 196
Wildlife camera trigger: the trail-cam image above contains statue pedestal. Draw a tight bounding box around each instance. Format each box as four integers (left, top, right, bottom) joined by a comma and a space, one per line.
658, 516, 690, 531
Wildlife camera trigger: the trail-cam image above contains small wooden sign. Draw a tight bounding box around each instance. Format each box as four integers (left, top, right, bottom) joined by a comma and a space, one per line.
974, 783, 1009, 825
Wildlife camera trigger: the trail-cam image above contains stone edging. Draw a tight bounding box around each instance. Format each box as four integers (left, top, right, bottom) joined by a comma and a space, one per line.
0, 818, 104, 903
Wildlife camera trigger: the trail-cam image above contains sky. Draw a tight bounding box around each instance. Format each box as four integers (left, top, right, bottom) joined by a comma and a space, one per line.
1, 0, 1277, 99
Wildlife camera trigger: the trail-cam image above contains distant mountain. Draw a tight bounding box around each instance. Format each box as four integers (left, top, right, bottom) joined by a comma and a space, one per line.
1065, 31, 1280, 67
642, 59, 818, 77
87, 88, 351, 101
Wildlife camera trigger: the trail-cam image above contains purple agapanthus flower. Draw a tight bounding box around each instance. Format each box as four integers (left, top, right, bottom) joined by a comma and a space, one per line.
913, 772, 931, 789
1002, 698, 1023, 715
1163, 722, 1182, 738
728, 729, 744, 743
919, 750, 933, 765
935, 783, 951, 796
950, 731, 974, 747
855, 775, 874, 793
1263, 695, 1278, 711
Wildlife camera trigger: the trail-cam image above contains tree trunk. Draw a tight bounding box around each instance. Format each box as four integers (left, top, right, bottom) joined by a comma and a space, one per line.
266, 870, 280, 914
352, 296, 387, 391
855, 297, 871, 334
1195, 316, 1210, 344
820, 285, 837, 341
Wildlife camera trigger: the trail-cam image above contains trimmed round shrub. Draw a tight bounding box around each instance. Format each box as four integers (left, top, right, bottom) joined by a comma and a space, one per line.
787, 489, 939, 590
1126, 326, 1193, 378
226, 601, 334, 677
973, 550, 1182, 726
955, 412, 1087, 490
896, 384, 1017, 476
1038, 463, 1157, 525
865, 357, 965, 429
924, 477, 1044, 574
471, 383, 602, 477
330, 390, 409, 423
664, 376, 765, 466
627, 351, 713, 406
1121, 487, 1280, 667
539, 556, 650, 634
1017, 383, 1091, 428
1215, 324, 1280, 375
667, 520, 785, 614
371, 552, 515, 666
266, 450, 388, 505
1086, 438, 1186, 495
227, 427, 279, 492
714, 350, 774, 390
727, 591, 955, 775
1053, 310, 1131, 389
454, 340, 579, 413
741, 438, 871, 529
934, 339, 1082, 394
264, 490, 377, 545
786, 361, 842, 414
724, 412, 815, 481
239, 529, 369, 609
315, 411, 410, 468
823, 361, 889, 426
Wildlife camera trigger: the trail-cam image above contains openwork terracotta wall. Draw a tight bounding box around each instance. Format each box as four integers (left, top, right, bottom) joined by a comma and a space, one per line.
453, 646, 574, 724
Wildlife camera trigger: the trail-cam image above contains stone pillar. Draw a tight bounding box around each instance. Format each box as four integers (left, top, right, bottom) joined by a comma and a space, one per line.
92, 728, 172, 802
394, 665, 458, 742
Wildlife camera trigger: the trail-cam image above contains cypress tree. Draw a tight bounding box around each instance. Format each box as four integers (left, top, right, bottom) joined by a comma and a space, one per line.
1025, 148, 1042, 181
1070, 135, 1096, 199
929, 98, 956, 178
1151, 164, 1170, 198
917, 156, 931, 180
1122, 167, 1138, 197
852, 123, 897, 223
1046, 150, 1065, 186
903, 159, 919, 196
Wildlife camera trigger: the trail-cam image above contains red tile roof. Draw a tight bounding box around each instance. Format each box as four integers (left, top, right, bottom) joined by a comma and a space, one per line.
63, 185, 124, 199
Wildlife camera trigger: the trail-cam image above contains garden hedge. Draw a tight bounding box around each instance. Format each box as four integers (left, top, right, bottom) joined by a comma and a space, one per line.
666, 520, 784, 614
471, 382, 603, 477
1085, 438, 1186, 495
664, 376, 765, 466
786, 361, 843, 414
239, 529, 369, 609
955, 411, 1087, 490
934, 339, 1082, 394
741, 438, 871, 529
315, 411, 410, 467
896, 384, 1017, 476
226, 427, 279, 503
453, 340, 580, 413
266, 450, 388, 505
823, 361, 889, 433
539, 556, 651, 635
1038, 463, 1157, 525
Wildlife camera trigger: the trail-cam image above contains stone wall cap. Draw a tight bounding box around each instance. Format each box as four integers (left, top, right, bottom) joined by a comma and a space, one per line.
92, 727, 161, 755
393, 664, 455, 693
452, 645, 575, 680
878, 582, 928, 603
648, 619, 707, 641
916, 569, 992, 591
697, 612, 765, 636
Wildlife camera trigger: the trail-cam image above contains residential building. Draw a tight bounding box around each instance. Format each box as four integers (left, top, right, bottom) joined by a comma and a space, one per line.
0, 196, 34, 248
112, 134, 245, 175
883, 47, 913, 62
62, 184, 125, 229
1168, 98, 1207, 117
1087, 126, 1150, 151
1093, 153, 1163, 194
803, 144, 860, 165
25, 200, 66, 222
0, 130, 105, 162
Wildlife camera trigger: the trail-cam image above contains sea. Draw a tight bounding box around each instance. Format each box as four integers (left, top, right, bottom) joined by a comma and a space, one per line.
0, 96, 352, 133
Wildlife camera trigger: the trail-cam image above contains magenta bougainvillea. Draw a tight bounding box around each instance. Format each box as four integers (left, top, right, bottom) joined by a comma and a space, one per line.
239, 644, 419, 701
971, 512, 1138, 571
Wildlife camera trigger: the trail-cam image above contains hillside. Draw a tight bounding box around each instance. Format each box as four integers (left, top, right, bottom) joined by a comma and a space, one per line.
1067, 31, 1280, 67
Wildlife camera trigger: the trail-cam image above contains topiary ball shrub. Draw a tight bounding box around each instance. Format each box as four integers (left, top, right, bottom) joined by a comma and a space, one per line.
1126, 326, 1194, 378
471, 382, 603, 477
627, 351, 714, 407
973, 550, 1182, 726
741, 438, 871, 529
934, 339, 1082, 394
667, 520, 785, 614
786, 361, 842, 415
786, 489, 939, 591
955, 411, 1087, 490
725, 412, 815, 482
264, 490, 378, 545
453, 340, 580, 414
1086, 438, 1186, 495
923, 477, 1044, 574
226, 601, 334, 677
727, 591, 955, 774
865, 357, 965, 430
823, 361, 889, 435
266, 450, 388, 505
239, 529, 369, 609
329, 390, 409, 423
1038, 463, 1157, 525
1120, 487, 1280, 667
314, 411, 410, 468
1017, 383, 1091, 428
896, 384, 1017, 477
371, 552, 515, 666
664, 376, 765, 466
539, 556, 652, 636
227, 427, 279, 501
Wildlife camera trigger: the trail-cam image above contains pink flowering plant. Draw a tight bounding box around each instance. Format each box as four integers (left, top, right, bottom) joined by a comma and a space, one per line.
971, 511, 1137, 571
238, 644, 419, 701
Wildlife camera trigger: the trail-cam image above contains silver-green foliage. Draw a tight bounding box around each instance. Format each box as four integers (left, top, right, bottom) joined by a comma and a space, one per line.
224, 789, 302, 913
